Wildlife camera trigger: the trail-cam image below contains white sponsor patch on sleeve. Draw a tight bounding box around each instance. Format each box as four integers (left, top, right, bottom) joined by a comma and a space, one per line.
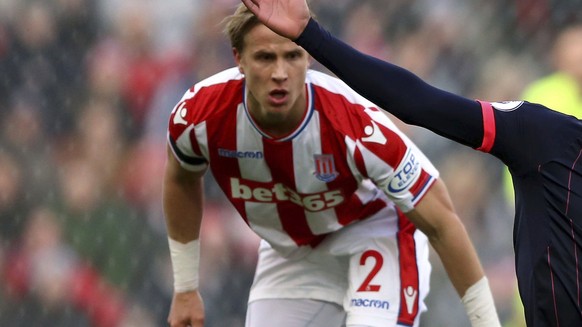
491, 101, 524, 112
387, 148, 421, 194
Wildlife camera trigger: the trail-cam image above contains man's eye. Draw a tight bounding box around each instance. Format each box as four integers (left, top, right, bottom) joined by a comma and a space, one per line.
257, 54, 272, 61
288, 52, 301, 60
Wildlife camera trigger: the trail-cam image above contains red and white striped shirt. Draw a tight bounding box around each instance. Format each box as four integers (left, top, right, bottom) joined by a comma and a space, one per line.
168, 68, 438, 257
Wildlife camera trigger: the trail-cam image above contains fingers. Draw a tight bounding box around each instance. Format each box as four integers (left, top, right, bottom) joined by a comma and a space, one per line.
241, 0, 258, 12
242, 0, 269, 22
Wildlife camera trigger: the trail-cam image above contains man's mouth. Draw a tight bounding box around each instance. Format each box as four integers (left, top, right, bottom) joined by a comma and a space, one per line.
268, 90, 288, 105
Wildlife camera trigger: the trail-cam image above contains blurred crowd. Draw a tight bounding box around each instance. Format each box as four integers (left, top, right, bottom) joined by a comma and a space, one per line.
0, 0, 580, 326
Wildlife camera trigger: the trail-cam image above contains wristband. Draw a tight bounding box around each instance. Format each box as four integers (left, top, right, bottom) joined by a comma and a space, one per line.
461, 277, 501, 327
168, 237, 200, 292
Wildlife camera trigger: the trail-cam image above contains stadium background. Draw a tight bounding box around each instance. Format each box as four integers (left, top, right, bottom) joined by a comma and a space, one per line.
0, 0, 579, 325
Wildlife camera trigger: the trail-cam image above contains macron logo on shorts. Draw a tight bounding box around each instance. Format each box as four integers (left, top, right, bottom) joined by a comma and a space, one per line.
403, 286, 417, 314
350, 298, 390, 310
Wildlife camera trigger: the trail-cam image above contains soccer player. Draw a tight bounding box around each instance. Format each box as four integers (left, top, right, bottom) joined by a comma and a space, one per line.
164, 4, 500, 327
241, 0, 582, 326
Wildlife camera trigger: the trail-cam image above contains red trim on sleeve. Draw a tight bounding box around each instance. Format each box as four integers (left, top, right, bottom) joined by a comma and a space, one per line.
476, 101, 496, 153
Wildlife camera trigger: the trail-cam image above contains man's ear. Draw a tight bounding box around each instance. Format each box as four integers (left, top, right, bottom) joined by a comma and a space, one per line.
233, 48, 244, 74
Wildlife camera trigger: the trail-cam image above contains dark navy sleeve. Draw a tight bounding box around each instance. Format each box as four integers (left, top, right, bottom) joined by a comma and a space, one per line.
296, 18, 485, 149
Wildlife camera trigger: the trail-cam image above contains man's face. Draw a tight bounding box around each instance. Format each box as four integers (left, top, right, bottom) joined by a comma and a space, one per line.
234, 24, 310, 135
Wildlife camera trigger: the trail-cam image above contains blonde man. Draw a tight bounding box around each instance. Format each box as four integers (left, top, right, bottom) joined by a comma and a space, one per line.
164, 4, 499, 327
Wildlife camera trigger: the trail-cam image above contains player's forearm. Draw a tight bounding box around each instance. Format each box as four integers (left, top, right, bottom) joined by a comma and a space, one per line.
163, 169, 204, 293
407, 180, 483, 294
295, 18, 485, 148
407, 179, 500, 326
163, 148, 204, 242
163, 147, 205, 293
429, 220, 484, 297
422, 230, 502, 327
430, 221, 501, 327
163, 177, 203, 242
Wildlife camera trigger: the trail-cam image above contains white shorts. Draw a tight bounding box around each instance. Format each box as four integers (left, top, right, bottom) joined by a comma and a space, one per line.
247, 206, 431, 327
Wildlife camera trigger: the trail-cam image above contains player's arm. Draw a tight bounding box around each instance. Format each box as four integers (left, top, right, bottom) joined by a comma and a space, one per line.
163, 144, 205, 327
244, 0, 486, 149
407, 178, 500, 327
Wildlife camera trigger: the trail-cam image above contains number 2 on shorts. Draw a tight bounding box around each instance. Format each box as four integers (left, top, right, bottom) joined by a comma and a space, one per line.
357, 250, 383, 292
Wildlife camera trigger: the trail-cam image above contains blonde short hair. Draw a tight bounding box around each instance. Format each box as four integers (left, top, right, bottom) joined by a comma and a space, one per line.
223, 4, 261, 53
223, 3, 314, 52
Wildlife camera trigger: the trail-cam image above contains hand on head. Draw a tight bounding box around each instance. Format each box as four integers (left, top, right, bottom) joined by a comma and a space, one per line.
241, 0, 311, 40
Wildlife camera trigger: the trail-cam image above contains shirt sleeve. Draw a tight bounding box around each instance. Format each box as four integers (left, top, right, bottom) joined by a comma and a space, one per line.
167, 90, 209, 173
349, 108, 439, 212
379, 144, 438, 213
296, 18, 486, 150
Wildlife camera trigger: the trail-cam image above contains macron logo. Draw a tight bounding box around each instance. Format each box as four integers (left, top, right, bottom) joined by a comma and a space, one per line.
403, 286, 417, 314
218, 148, 264, 159
173, 102, 188, 126
362, 121, 387, 145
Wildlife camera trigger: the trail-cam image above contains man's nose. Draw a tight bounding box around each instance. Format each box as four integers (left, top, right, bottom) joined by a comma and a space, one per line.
272, 60, 288, 81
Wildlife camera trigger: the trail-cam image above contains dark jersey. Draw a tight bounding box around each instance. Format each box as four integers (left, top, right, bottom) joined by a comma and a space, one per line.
296, 18, 582, 326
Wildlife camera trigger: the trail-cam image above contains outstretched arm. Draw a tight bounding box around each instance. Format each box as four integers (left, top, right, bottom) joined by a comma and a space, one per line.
243, 0, 488, 150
